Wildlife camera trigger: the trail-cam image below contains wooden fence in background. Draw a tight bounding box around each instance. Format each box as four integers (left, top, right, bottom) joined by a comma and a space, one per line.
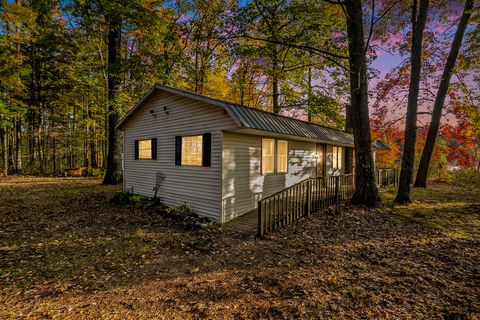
376, 168, 399, 187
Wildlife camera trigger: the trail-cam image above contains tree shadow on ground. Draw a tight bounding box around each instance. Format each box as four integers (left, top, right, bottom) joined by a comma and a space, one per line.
1, 178, 479, 319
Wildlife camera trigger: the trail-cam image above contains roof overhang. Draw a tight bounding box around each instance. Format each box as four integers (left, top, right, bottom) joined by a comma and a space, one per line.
227, 128, 355, 147
372, 140, 391, 151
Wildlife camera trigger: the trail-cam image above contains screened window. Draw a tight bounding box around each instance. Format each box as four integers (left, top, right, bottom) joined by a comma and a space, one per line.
332, 146, 343, 170
182, 135, 203, 165
262, 138, 275, 174
277, 140, 288, 173
138, 140, 152, 159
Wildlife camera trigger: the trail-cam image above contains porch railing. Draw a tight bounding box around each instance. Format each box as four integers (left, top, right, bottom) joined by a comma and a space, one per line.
376, 168, 399, 187
257, 174, 355, 237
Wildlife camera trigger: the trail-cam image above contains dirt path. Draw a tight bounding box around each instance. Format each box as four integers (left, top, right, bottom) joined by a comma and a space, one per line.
1, 177, 479, 319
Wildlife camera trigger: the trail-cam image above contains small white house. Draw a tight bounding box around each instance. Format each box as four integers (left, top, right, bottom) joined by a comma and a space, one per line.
117, 85, 354, 223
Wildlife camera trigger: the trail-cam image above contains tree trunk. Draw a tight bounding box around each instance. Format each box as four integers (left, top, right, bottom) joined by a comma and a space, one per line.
0, 128, 7, 176
70, 104, 77, 168
90, 122, 97, 168
395, 0, 429, 204
344, 0, 379, 207
272, 46, 280, 114
307, 66, 313, 122
103, 15, 123, 184
7, 126, 14, 170
344, 103, 354, 174
414, 0, 475, 187
52, 134, 57, 176
14, 117, 21, 173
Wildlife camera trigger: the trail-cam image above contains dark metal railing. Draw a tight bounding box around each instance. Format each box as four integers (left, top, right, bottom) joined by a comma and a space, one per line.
257, 173, 355, 237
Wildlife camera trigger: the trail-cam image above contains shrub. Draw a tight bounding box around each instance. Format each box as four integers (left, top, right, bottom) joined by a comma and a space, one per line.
448, 168, 480, 188
110, 191, 150, 206
89, 167, 105, 177
165, 203, 212, 230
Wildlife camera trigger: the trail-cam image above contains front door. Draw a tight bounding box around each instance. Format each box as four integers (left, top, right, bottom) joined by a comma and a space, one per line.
316, 144, 325, 177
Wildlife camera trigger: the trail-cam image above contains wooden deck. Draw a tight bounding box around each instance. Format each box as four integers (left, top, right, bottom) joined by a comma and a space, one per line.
223, 209, 258, 233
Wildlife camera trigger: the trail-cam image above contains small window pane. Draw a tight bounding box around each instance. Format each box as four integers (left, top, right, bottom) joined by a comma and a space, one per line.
139, 140, 152, 159
277, 140, 288, 173
262, 138, 275, 174
182, 135, 203, 165
332, 146, 338, 170
337, 147, 343, 170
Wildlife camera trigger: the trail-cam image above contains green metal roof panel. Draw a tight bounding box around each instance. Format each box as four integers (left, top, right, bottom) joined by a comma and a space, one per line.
226, 103, 353, 146
117, 85, 354, 146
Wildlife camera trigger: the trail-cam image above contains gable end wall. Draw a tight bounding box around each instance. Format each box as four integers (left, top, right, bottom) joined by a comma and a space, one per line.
123, 91, 237, 221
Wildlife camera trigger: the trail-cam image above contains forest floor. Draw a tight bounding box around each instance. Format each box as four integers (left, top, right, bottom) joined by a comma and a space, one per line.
1, 176, 479, 319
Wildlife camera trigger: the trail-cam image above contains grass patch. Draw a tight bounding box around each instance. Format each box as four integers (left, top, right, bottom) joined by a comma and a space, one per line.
380, 184, 480, 239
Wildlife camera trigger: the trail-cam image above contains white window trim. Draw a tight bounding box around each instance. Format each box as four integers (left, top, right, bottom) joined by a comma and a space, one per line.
332, 146, 343, 171
138, 139, 153, 160
261, 138, 289, 175
261, 138, 275, 175
276, 139, 289, 174
181, 135, 203, 166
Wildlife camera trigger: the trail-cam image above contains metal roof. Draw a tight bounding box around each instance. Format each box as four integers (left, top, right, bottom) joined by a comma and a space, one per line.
226, 104, 354, 146
117, 85, 354, 146
372, 140, 390, 151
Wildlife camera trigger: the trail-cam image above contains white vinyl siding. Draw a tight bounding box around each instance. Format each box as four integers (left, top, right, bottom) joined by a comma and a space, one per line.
222, 132, 317, 222
123, 91, 237, 221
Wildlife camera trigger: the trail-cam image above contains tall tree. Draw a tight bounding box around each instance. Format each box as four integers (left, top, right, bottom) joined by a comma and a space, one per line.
103, 7, 123, 184
344, 0, 379, 206
73, 0, 163, 184
395, 0, 430, 204
414, 0, 475, 187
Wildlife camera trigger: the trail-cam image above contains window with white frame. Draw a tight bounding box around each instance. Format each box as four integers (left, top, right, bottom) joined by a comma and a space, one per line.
262, 138, 289, 174
138, 140, 152, 159
277, 140, 288, 173
262, 138, 275, 174
181, 135, 203, 165
332, 146, 343, 170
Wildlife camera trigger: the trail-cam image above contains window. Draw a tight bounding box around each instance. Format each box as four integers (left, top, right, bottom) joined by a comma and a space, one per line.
262, 138, 289, 174
317, 144, 325, 177
262, 138, 275, 174
332, 146, 343, 170
138, 140, 152, 159
277, 140, 288, 173
181, 135, 203, 166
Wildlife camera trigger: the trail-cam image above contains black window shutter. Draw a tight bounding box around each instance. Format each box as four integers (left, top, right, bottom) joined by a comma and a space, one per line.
134, 140, 139, 160
151, 138, 157, 160
175, 136, 182, 165
202, 133, 211, 167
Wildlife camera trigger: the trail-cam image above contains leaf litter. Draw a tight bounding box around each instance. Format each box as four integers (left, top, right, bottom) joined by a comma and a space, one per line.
0, 176, 479, 319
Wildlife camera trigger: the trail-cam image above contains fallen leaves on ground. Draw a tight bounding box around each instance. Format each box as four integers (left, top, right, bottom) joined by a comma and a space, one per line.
0, 176, 478, 319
